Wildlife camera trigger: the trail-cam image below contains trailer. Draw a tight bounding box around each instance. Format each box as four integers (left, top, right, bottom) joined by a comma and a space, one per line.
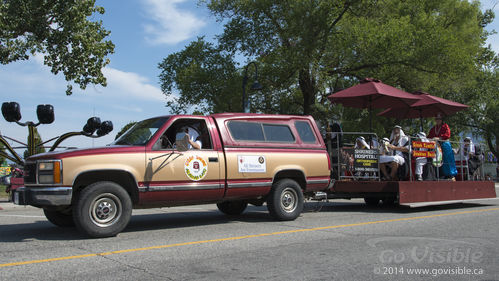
322, 131, 496, 207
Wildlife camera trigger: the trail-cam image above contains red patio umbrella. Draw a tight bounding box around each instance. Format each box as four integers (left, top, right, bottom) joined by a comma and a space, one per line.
378, 91, 469, 131
328, 78, 419, 130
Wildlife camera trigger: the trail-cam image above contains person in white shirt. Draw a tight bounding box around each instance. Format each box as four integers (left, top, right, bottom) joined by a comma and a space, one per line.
414, 132, 429, 181
355, 136, 370, 149
460, 137, 475, 161
180, 126, 202, 150
379, 125, 409, 180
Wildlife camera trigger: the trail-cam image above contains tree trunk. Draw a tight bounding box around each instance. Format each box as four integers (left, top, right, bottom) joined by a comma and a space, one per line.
486, 132, 498, 161
298, 68, 316, 116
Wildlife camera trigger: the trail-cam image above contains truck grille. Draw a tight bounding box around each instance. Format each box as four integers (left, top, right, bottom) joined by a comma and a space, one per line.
23, 162, 37, 184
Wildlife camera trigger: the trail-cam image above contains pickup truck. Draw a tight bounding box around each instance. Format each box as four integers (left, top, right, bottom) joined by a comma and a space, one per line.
14, 113, 331, 237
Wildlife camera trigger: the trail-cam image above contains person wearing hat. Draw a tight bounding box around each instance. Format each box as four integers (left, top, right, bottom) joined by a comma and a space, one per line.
459, 136, 478, 178
427, 113, 457, 180
414, 132, 429, 181
355, 136, 370, 149
459, 137, 475, 161
379, 125, 409, 180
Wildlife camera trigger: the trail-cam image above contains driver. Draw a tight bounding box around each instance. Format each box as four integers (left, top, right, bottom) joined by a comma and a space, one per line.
181, 126, 202, 150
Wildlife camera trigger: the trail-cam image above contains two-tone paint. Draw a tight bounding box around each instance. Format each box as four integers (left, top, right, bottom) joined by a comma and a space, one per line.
21, 113, 331, 207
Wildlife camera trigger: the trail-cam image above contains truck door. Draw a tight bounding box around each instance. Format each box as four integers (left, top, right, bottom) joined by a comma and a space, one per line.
142, 117, 225, 204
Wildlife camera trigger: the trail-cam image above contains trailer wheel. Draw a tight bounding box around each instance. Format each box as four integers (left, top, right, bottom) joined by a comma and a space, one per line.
43, 208, 75, 227
382, 197, 397, 206
364, 197, 380, 206
267, 179, 304, 221
217, 201, 248, 215
73, 181, 132, 238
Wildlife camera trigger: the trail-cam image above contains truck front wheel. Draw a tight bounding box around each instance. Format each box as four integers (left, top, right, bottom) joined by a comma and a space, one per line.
216, 201, 248, 215
73, 181, 132, 238
43, 208, 74, 227
267, 179, 304, 221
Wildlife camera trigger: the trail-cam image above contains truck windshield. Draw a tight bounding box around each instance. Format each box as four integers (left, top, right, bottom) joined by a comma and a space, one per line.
113, 117, 169, 146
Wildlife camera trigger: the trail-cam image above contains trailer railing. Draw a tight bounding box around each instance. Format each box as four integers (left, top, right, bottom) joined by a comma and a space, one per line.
326, 132, 487, 182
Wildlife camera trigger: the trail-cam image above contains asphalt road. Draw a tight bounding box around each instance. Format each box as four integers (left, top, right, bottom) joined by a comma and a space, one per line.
1, 194, 499, 281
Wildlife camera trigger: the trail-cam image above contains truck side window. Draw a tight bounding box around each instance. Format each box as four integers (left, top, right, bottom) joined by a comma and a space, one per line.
228, 121, 265, 141
295, 121, 317, 143
156, 119, 213, 150
262, 124, 295, 142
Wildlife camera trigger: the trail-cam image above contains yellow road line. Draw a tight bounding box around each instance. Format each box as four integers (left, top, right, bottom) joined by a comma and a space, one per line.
1, 207, 498, 268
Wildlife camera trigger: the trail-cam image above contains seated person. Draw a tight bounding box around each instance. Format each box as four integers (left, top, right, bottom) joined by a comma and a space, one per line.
459, 137, 475, 161
379, 125, 409, 180
179, 126, 202, 150
414, 132, 430, 181
459, 136, 480, 176
354, 136, 370, 149
354, 136, 371, 179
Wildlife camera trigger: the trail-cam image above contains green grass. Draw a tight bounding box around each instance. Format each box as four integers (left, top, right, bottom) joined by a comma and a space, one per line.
0, 185, 7, 198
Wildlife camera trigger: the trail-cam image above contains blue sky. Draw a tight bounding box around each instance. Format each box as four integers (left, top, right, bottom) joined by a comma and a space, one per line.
0, 0, 498, 153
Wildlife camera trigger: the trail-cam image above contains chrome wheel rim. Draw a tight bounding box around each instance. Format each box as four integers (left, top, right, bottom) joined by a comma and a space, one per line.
280, 187, 298, 213
89, 193, 121, 227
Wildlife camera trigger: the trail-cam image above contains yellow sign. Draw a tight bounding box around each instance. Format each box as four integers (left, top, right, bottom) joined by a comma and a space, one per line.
0, 167, 11, 176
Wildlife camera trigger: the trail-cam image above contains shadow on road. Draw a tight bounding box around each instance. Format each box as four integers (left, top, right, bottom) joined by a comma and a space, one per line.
0, 201, 494, 242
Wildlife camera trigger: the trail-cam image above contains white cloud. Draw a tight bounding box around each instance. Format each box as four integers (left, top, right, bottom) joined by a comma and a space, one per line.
142, 0, 206, 45
0, 58, 174, 151
100, 67, 166, 102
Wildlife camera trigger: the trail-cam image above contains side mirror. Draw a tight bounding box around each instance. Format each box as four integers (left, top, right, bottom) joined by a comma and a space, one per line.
83, 117, 101, 134
1, 102, 22, 122
36, 104, 55, 124
96, 121, 113, 136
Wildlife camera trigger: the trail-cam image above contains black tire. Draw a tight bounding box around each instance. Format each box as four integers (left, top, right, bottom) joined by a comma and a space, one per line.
364, 197, 380, 206
43, 208, 75, 227
217, 201, 248, 215
73, 181, 132, 238
267, 179, 304, 221
381, 197, 397, 206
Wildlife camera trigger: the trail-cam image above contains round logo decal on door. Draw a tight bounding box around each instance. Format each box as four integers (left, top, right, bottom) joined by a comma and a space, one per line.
185, 155, 208, 181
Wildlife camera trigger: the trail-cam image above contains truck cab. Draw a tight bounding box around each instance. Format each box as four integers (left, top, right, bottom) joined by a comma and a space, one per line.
14, 113, 331, 237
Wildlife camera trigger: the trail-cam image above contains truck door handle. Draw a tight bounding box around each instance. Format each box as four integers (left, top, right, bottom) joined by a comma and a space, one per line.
209, 157, 218, 163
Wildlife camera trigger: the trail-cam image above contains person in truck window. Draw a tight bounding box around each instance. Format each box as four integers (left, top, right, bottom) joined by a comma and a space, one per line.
179, 126, 202, 150
427, 113, 457, 180
379, 125, 409, 180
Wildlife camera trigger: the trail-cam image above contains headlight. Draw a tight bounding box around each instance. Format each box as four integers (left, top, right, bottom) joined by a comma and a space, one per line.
37, 160, 62, 184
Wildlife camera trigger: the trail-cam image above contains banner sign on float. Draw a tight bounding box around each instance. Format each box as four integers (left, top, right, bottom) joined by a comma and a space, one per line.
354, 149, 378, 172
412, 141, 436, 158
340, 148, 379, 173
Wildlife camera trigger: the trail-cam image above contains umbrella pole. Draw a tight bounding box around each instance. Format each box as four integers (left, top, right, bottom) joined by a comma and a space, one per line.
369, 97, 373, 132
419, 109, 423, 132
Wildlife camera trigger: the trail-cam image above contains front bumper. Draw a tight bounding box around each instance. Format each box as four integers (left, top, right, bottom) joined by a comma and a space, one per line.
13, 186, 72, 206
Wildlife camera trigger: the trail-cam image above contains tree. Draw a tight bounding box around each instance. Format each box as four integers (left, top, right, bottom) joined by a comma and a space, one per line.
0, 0, 115, 95
23, 127, 45, 158
159, 0, 494, 143
115, 121, 137, 140
450, 56, 499, 159
159, 38, 242, 114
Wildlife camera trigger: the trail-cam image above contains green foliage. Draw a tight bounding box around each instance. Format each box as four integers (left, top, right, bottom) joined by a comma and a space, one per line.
449, 57, 499, 159
23, 127, 45, 158
159, 38, 242, 114
159, 0, 495, 150
115, 121, 137, 140
0, 0, 115, 95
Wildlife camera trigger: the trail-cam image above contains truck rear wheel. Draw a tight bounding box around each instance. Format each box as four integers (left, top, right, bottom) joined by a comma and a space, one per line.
43, 208, 74, 227
267, 179, 304, 221
364, 197, 380, 206
217, 201, 248, 215
73, 181, 132, 238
